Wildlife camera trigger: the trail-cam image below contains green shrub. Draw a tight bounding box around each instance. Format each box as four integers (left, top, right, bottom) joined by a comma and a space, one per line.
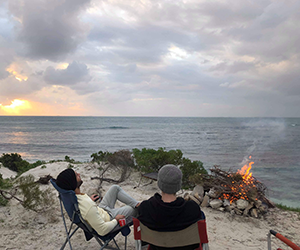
0, 153, 29, 172
276, 203, 300, 213
0, 174, 13, 190
0, 153, 47, 174
65, 156, 75, 163
107, 150, 134, 168
132, 147, 183, 173
132, 148, 207, 189
91, 151, 113, 162
181, 158, 206, 189
16, 175, 54, 212
0, 174, 13, 206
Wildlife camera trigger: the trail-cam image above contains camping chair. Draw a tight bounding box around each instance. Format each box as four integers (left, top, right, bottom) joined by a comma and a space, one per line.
50, 178, 133, 250
267, 229, 300, 250
133, 216, 209, 250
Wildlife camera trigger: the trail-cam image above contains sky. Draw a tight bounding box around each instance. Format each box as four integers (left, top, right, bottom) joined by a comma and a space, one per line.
0, 0, 300, 117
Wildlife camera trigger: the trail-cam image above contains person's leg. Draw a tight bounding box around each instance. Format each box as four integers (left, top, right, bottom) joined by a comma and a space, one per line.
99, 185, 139, 209
110, 205, 138, 218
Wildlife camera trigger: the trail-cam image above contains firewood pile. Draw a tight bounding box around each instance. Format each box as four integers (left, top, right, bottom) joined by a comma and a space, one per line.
185, 166, 275, 218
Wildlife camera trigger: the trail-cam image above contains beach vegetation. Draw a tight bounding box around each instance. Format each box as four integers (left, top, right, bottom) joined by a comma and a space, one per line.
64, 155, 81, 164
91, 151, 113, 162
276, 203, 300, 213
0, 172, 53, 211
68, 164, 74, 169
0, 153, 46, 174
132, 147, 182, 172
41, 165, 47, 169
132, 147, 207, 189
0, 174, 11, 206
15, 175, 54, 212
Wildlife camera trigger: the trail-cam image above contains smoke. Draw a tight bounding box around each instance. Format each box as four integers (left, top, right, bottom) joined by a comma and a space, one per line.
239, 119, 287, 166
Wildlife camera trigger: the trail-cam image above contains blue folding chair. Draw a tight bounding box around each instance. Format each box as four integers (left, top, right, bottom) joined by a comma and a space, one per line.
50, 178, 133, 250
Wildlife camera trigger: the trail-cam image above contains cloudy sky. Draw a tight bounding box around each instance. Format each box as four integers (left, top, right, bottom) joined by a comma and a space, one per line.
0, 0, 299, 117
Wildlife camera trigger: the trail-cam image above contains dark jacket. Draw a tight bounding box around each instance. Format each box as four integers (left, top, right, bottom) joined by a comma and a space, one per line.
138, 193, 202, 232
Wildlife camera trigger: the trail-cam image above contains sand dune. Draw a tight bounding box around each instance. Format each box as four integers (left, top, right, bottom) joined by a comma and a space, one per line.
0, 162, 299, 250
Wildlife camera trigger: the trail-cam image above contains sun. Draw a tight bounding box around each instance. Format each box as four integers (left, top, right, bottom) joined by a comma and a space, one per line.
0, 99, 32, 114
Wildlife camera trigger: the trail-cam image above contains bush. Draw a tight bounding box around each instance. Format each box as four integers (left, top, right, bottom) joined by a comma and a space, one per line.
181, 158, 206, 189
16, 175, 54, 212
107, 150, 134, 168
0, 153, 29, 172
0, 174, 12, 206
91, 151, 113, 162
132, 148, 207, 189
132, 147, 183, 173
0, 153, 47, 174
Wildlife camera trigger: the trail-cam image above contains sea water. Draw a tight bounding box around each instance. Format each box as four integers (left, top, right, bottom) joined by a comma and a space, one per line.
0, 116, 299, 207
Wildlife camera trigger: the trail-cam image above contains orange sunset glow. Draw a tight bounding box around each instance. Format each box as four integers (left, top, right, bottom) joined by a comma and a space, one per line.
0, 99, 32, 114
6, 66, 28, 82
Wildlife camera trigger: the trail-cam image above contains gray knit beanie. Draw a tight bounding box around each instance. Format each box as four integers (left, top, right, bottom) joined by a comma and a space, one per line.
158, 164, 182, 194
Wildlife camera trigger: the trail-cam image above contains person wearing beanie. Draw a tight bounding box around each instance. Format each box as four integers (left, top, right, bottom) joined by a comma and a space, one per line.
138, 164, 203, 249
56, 168, 140, 236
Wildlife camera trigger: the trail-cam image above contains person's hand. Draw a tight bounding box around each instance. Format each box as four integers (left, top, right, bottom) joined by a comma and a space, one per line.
114, 214, 125, 222
90, 194, 100, 202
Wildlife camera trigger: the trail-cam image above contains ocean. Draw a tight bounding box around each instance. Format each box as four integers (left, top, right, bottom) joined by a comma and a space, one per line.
0, 116, 299, 208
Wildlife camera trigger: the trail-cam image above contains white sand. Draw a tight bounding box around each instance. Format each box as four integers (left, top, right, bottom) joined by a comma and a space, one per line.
0, 162, 299, 250
0, 165, 17, 179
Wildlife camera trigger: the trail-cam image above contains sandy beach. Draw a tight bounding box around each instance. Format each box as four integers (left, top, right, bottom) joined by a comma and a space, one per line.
0, 162, 299, 250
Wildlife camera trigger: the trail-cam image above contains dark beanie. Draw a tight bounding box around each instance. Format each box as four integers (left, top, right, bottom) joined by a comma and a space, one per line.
158, 164, 182, 194
56, 168, 77, 191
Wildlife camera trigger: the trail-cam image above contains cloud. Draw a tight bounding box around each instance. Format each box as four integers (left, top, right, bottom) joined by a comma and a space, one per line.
10, 0, 91, 61
43, 61, 92, 86
0, 0, 300, 116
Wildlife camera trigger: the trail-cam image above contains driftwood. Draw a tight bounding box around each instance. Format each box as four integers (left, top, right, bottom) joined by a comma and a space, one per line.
35, 175, 53, 184
198, 166, 266, 202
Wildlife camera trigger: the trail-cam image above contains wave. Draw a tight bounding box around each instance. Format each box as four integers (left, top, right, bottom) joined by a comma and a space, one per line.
102, 126, 130, 130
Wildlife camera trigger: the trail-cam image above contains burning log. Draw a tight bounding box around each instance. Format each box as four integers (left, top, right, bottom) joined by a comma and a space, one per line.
192, 165, 266, 204
190, 158, 272, 217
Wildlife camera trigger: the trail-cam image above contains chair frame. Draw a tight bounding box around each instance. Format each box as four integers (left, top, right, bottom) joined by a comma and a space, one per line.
267, 229, 300, 250
133, 218, 209, 250
50, 179, 132, 250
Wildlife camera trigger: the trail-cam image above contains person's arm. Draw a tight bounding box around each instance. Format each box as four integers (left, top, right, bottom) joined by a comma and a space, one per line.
84, 206, 118, 236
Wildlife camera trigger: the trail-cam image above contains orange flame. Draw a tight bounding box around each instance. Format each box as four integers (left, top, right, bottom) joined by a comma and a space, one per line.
220, 156, 255, 203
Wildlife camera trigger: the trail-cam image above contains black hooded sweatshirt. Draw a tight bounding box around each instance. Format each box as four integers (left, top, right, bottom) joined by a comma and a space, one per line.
138, 193, 202, 232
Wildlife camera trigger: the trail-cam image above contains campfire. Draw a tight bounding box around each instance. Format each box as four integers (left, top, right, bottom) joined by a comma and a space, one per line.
188, 157, 274, 218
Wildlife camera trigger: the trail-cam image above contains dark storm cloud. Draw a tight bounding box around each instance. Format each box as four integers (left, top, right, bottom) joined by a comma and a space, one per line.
43, 61, 92, 85
10, 0, 91, 61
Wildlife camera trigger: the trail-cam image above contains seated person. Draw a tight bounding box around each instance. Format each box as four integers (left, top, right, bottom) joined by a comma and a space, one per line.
138, 164, 204, 249
56, 168, 140, 236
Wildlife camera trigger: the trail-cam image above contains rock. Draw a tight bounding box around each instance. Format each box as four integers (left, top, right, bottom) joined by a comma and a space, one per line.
207, 188, 218, 199
250, 208, 258, 218
201, 195, 209, 207
233, 208, 243, 215
210, 199, 223, 209
189, 194, 201, 205
217, 207, 225, 212
225, 206, 232, 212
193, 193, 203, 203
191, 185, 204, 199
243, 203, 254, 216
223, 199, 230, 207
183, 192, 190, 201
254, 200, 262, 208
236, 199, 249, 210
258, 203, 268, 214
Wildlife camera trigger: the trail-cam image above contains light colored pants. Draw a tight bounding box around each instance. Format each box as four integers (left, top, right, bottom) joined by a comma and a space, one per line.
98, 185, 139, 219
